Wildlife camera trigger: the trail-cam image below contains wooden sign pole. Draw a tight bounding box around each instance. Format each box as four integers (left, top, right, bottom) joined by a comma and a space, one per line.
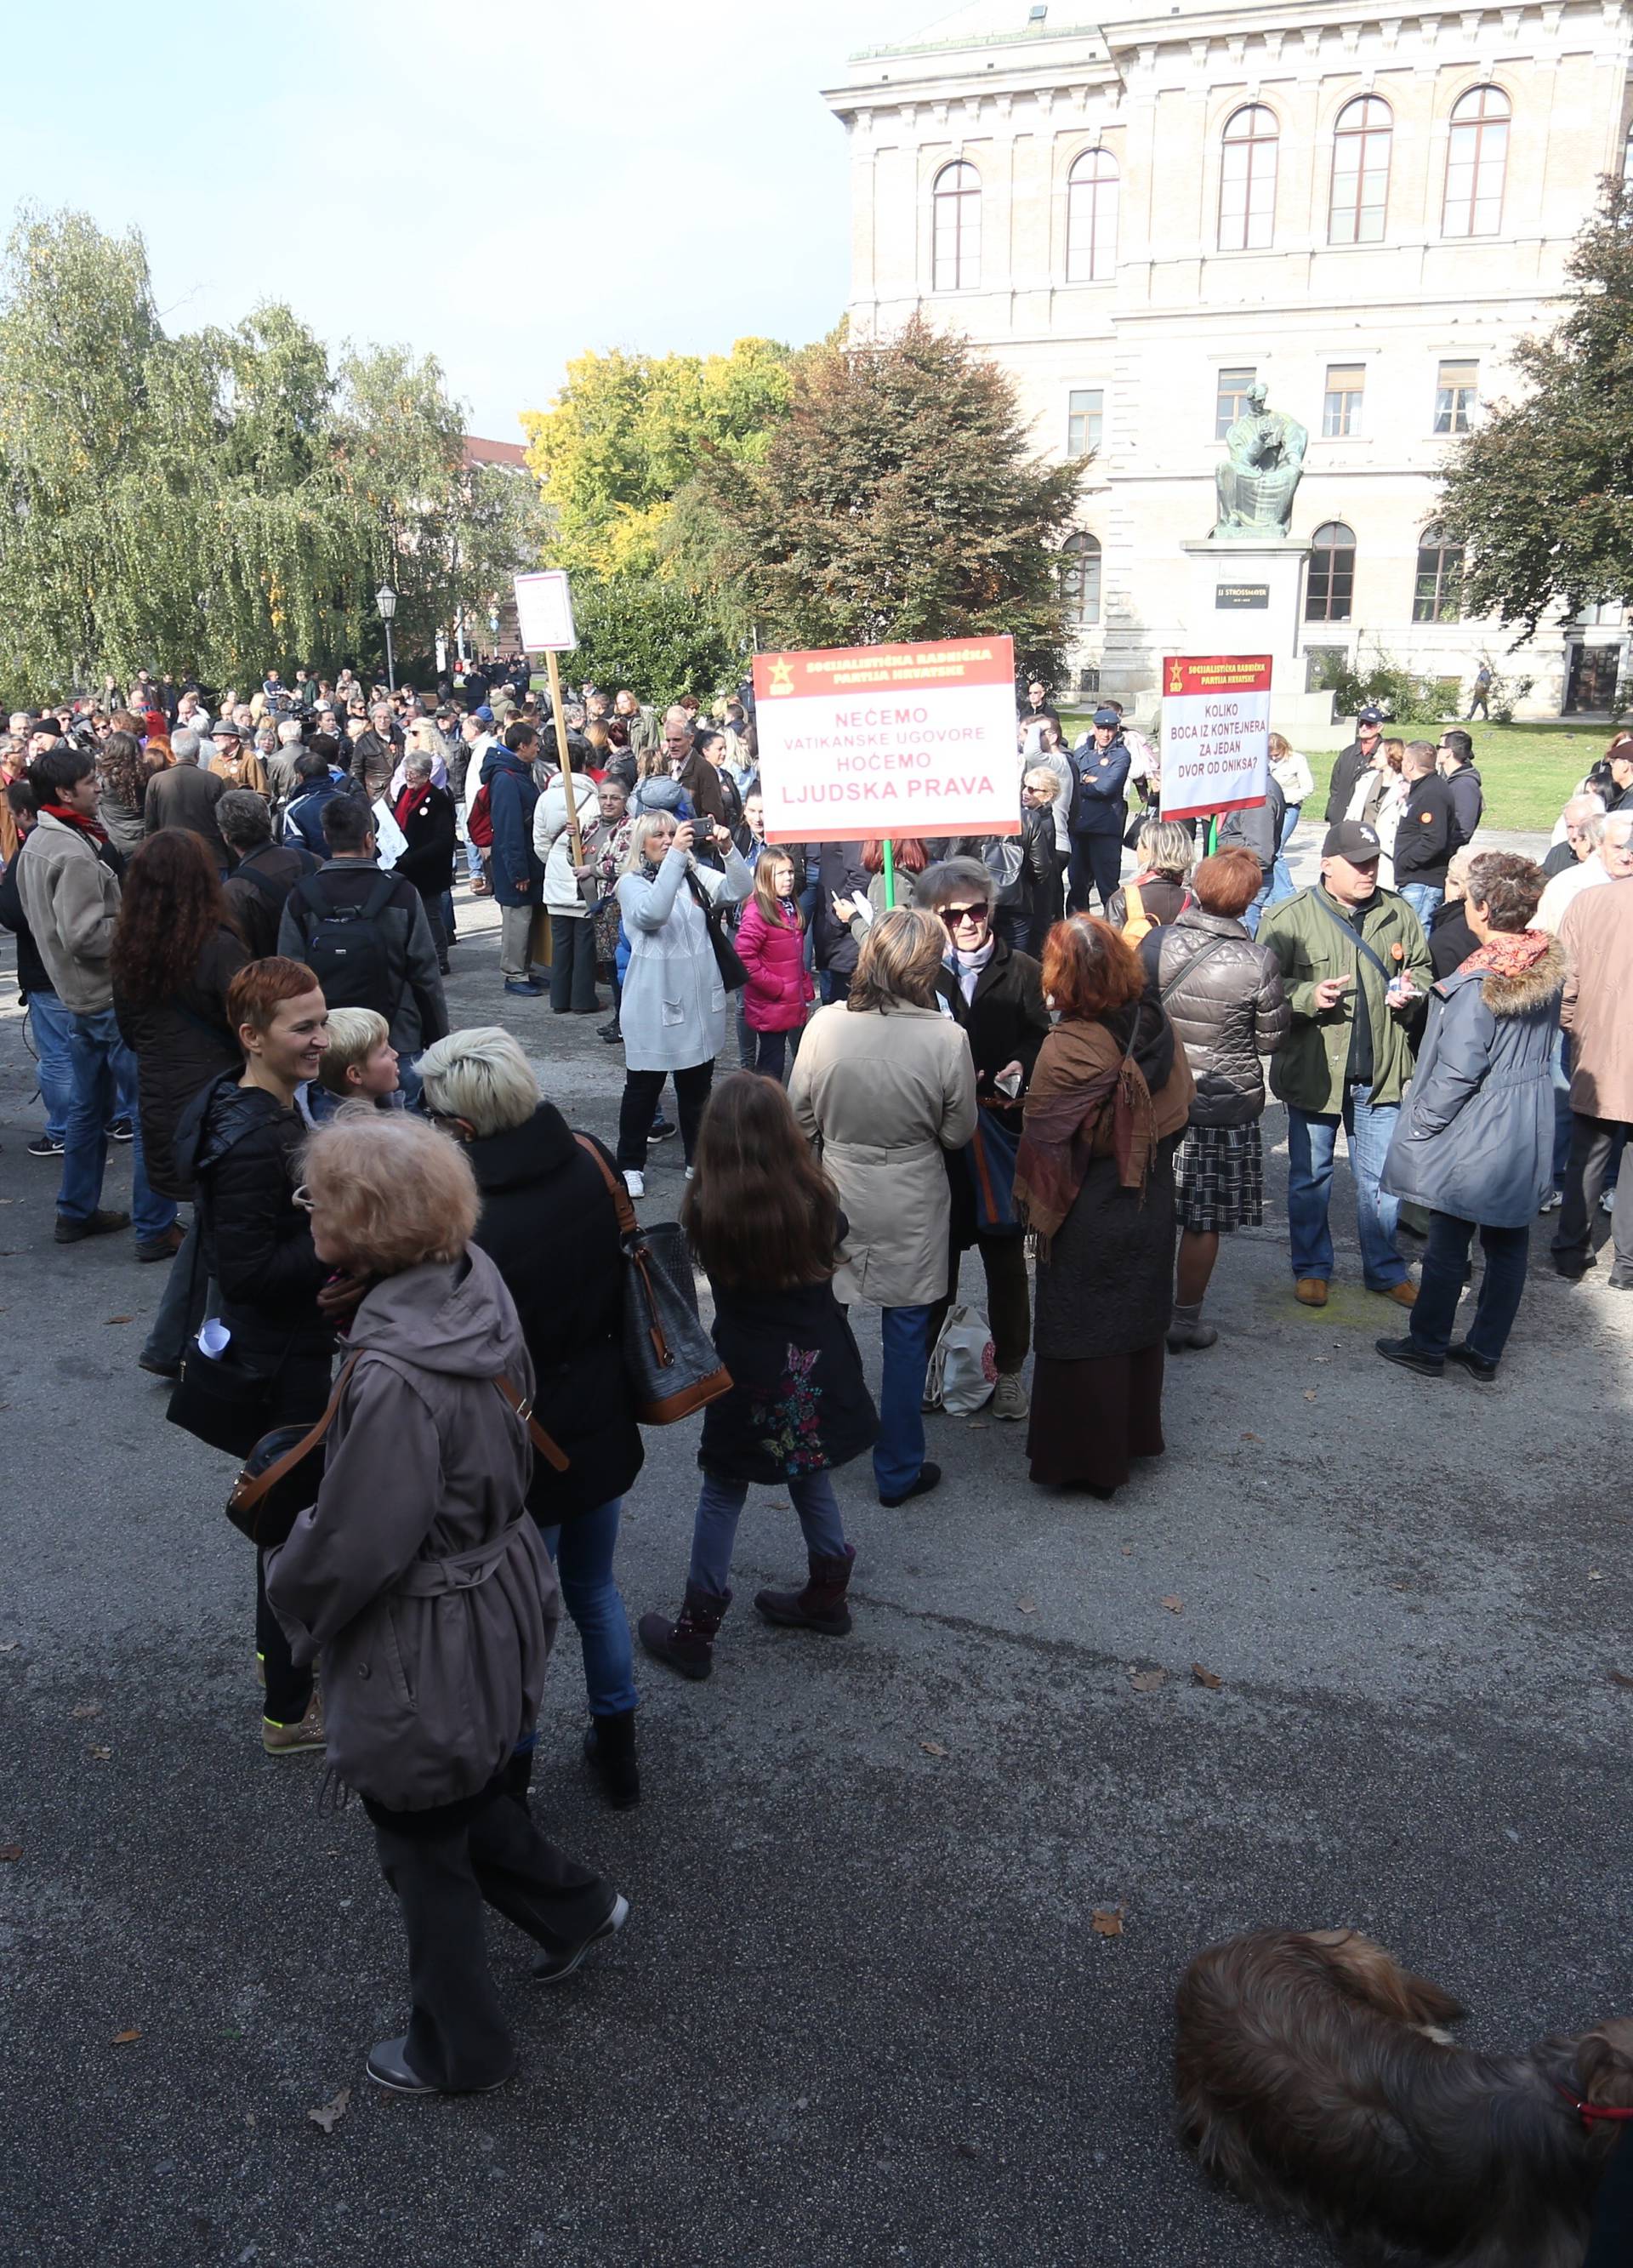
542, 647, 585, 864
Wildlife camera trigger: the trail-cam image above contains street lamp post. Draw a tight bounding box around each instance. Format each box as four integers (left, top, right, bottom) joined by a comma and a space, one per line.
375, 580, 398, 694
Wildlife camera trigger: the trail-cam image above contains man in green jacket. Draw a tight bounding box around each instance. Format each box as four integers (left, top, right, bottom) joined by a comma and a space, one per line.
1258, 820, 1432, 1309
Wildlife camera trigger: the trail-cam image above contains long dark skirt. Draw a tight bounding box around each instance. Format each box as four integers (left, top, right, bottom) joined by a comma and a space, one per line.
1026, 1343, 1165, 1493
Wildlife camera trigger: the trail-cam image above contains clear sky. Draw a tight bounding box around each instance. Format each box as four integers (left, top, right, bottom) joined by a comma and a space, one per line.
1, 0, 943, 442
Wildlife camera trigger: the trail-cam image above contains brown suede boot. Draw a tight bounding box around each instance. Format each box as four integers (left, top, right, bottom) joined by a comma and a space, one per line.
754, 1546, 856, 1636
638, 1582, 731, 1681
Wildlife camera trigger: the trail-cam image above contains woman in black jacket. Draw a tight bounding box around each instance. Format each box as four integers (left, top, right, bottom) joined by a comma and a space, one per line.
390, 755, 458, 974
918, 858, 1052, 1423
417, 1026, 646, 1808
1137, 847, 1289, 1350
172, 956, 350, 1758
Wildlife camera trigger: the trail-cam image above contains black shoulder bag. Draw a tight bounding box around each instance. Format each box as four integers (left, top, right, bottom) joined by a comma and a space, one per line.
684, 869, 748, 992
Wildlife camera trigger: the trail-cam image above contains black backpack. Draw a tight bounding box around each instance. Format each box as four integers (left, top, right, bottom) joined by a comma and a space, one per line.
292, 872, 404, 1016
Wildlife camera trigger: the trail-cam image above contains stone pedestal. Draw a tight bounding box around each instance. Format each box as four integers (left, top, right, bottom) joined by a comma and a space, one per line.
1176, 537, 1341, 747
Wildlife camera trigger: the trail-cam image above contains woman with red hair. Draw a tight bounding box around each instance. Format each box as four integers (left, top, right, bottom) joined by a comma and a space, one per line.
1015, 915, 1193, 1498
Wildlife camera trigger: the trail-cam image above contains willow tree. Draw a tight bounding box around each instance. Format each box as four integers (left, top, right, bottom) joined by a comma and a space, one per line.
0, 207, 543, 699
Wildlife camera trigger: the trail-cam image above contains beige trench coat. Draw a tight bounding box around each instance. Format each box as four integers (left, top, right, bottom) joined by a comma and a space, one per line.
789, 1001, 977, 1310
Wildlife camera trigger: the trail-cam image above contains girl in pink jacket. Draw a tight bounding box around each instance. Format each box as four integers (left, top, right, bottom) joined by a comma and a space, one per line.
735, 850, 814, 1081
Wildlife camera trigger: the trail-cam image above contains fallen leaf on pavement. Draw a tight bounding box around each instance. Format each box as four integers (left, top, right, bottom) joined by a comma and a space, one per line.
1161, 1595, 1184, 1615
1303, 1389, 1319, 1402
1127, 1666, 1167, 1692
1119, 1544, 1132, 1557
1240, 1431, 1261, 1442
70, 1702, 102, 1720
307, 2087, 350, 2134
1016, 1597, 1037, 1615
0, 1845, 21, 1862
967, 1421, 989, 1430
1091, 1906, 1125, 1936
111, 2029, 141, 2045
1192, 1663, 1224, 1690
1589, 1570, 1603, 1582
920, 1740, 949, 1758
88, 1746, 111, 1760
0, 1641, 17, 1652
1610, 1672, 1633, 1691
105, 1315, 133, 1326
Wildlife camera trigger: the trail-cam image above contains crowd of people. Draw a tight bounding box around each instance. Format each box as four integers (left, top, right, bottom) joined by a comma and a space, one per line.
2, 652, 1629, 2099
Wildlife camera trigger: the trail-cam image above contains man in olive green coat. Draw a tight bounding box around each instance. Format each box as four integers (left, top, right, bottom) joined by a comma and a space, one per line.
1258, 820, 1432, 1309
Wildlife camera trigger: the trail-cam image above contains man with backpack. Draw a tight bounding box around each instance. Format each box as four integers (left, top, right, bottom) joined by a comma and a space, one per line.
219, 789, 319, 958
276, 792, 447, 1059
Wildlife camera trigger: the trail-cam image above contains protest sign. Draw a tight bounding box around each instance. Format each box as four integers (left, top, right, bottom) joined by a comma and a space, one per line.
752, 636, 1020, 844
513, 571, 577, 653
1158, 655, 1272, 822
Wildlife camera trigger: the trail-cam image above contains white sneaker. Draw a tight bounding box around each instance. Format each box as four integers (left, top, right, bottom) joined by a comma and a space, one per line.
1602, 1188, 1618, 1215
685, 1165, 696, 1182
1539, 1188, 1562, 1212
623, 1170, 645, 1200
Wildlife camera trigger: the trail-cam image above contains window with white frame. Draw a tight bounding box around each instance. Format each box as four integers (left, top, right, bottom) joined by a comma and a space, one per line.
1442, 86, 1510, 238
1067, 149, 1118, 283
932, 160, 982, 290
1323, 366, 1365, 438
1061, 533, 1102, 626
1434, 359, 1479, 435
1067, 389, 1103, 459
1219, 105, 1278, 252
1329, 95, 1392, 245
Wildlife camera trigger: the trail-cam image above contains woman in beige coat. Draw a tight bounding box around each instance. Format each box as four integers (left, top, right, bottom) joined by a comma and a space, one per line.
790, 908, 977, 1506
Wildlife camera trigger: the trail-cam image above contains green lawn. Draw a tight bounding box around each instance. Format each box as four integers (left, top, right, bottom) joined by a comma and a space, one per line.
1060, 715, 1608, 836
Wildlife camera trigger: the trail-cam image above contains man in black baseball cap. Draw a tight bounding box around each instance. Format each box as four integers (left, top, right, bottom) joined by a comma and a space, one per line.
1256, 814, 1432, 1311
1324, 706, 1386, 826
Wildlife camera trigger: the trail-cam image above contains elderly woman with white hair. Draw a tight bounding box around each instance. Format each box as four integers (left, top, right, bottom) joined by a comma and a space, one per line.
613, 807, 752, 1197
265, 1110, 626, 2097
417, 1026, 645, 1809
1107, 818, 1196, 938
390, 749, 458, 975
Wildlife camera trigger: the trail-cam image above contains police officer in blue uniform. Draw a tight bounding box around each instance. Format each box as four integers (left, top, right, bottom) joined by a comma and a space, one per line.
1067, 705, 1131, 915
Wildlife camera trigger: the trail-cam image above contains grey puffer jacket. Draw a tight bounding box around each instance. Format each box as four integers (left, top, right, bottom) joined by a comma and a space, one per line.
265, 1245, 560, 1813
1139, 907, 1289, 1128
1381, 936, 1565, 1228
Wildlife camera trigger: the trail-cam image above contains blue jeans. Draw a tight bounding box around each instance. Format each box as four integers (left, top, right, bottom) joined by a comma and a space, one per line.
688, 1471, 848, 1598
1243, 882, 1269, 938
1268, 803, 1301, 908
1400, 882, 1444, 928
539, 1498, 637, 1717
1551, 1031, 1574, 1188
1409, 1214, 1530, 1364
25, 990, 76, 1142
458, 798, 483, 883
1286, 1086, 1404, 1290
60, 1008, 174, 1243
875, 1302, 933, 1496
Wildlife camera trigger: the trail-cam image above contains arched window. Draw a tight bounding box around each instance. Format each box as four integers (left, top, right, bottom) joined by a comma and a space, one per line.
1219, 105, 1278, 251
1061, 533, 1102, 627
1067, 149, 1119, 283
932, 161, 982, 290
1443, 86, 1510, 237
1414, 522, 1465, 622
1329, 95, 1392, 244
1305, 522, 1357, 623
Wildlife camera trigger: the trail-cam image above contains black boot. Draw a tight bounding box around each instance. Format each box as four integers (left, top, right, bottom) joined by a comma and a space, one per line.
754, 1546, 856, 1636
583, 1709, 640, 1809
638, 1581, 731, 1680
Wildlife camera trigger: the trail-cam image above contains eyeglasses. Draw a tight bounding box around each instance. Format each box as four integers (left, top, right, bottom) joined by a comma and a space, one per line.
291, 1184, 314, 1212
939, 903, 987, 927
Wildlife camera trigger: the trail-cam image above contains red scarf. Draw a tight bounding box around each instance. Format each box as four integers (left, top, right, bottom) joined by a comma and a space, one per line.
394, 780, 432, 830
1458, 929, 1552, 982
40, 802, 109, 844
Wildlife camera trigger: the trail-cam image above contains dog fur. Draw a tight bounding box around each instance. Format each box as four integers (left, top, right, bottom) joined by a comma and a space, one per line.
1174, 1927, 1633, 2267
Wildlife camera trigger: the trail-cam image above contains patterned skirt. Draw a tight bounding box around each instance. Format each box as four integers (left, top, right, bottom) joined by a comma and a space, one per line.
1175, 1121, 1264, 1235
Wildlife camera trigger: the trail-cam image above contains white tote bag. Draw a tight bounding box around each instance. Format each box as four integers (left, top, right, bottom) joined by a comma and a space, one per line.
925, 1303, 997, 1417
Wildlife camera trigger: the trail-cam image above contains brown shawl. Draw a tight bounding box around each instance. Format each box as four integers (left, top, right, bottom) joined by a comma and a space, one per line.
1015, 1015, 1158, 1251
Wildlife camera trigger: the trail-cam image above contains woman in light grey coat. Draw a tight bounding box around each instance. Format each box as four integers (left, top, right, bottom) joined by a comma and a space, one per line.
266, 1112, 625, 2098
789, 908, 977, 1507
1377, 852, 1563, 1383
613, 810, 752, 1194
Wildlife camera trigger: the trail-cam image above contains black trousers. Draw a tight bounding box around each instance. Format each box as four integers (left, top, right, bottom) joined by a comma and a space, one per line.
417, 888, 449, 971
927, 1229, 1032, 1376
251, 1341, 334, 1725
617, 1061, 714, 1170
1067, 833, 1122, 914
372, 1781, 614, 2090
549, 915, 599, 1014
1553, 1110, 1631, 1273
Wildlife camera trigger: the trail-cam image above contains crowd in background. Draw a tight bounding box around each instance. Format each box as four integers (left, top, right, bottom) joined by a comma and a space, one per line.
1, 647, 1630, 2099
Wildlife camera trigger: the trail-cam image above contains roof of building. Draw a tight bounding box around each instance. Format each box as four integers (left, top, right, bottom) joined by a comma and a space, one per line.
464, 434, 530, 471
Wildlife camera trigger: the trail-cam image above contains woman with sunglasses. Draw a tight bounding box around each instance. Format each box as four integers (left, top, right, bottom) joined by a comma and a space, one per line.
915, 858, 1050, 1423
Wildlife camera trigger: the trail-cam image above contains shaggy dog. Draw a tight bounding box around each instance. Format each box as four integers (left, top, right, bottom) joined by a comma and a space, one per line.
1175, 1928, 1633, 2266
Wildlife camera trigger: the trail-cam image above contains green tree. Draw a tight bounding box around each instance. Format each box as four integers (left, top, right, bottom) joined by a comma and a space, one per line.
0, 206, 544, 701
562, 574, 740, 703
521, 338, 794, 577
1436, 181, 1633, 636
696, 316, 1086, 672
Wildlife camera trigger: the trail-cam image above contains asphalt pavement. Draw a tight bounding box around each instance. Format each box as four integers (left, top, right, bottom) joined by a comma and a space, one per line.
3, 835, 1630, 2268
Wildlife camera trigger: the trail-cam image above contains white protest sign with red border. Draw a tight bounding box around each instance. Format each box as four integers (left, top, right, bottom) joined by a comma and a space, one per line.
752, 635, 1020, 844
1158, 654, 1272, 822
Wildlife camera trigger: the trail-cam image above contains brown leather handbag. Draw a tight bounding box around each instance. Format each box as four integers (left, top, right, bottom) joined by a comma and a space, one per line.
574, 1135, 732, 1425
226, 1355, 569, 1551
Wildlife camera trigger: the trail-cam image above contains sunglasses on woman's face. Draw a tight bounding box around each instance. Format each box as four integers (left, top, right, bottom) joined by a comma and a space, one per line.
940, 904, 987, 928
